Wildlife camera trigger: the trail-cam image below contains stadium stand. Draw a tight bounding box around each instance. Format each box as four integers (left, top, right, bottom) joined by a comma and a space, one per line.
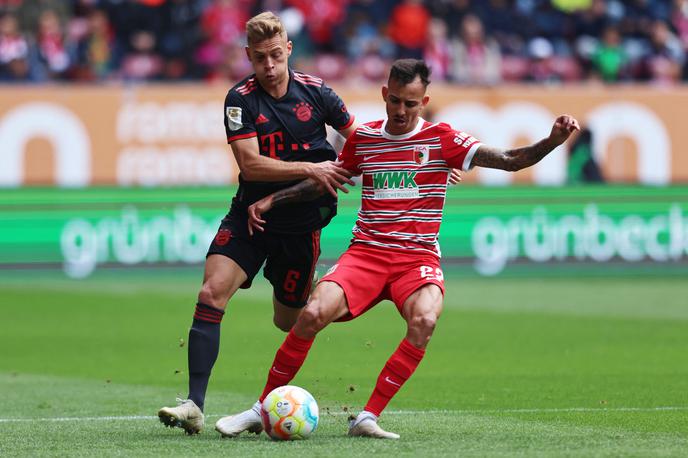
0, 0, 685, 83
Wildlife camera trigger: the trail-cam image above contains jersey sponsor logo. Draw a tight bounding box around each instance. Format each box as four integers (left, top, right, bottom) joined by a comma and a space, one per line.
454, 132, 476, 147
214, 229, 232, 246
362, 154, 380, 161
413, 145, 430, 165
226, 107, 243, 131
255, 113, 269, 124
372, 171, 419, 199
293, 102, 313, 122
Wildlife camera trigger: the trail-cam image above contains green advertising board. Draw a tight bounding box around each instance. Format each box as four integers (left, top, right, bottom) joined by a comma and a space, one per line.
1, 186, 687, 278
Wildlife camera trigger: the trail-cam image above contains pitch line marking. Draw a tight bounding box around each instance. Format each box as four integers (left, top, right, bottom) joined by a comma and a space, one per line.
1, 406, 687, 423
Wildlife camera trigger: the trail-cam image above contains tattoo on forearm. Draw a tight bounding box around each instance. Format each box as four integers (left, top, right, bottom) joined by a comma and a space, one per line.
473, 138, 557, 172
271, 178, 324, 207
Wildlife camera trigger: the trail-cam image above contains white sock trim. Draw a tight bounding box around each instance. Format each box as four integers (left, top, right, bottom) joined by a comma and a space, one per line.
355, 410, 378, 424
252, 400, 262, 414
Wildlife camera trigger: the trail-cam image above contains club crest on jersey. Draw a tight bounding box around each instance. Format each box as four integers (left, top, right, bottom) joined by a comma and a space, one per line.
293, 102, 313, 122
413, 145, 430, 165
226, 107, 243, 131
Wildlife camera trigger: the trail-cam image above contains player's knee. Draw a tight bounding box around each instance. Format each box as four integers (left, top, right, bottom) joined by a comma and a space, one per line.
409, 313, 437, 336
197, 281, 227, 310
297, 303, 328, 335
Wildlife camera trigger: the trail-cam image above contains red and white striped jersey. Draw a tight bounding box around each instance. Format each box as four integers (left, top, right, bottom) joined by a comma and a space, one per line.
338, 118, 481, 257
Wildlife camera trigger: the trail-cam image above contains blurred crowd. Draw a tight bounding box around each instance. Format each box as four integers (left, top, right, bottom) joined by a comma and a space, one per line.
0, 0, 687, 84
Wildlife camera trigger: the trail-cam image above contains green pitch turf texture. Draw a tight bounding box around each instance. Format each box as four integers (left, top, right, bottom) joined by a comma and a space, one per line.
1, 269, 686, 457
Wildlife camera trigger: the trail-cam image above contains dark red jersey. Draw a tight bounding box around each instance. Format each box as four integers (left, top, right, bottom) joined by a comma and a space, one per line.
224, 69, 354, 234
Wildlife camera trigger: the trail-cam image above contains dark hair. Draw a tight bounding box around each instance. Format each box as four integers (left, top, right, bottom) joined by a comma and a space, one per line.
389, 59, 431, 87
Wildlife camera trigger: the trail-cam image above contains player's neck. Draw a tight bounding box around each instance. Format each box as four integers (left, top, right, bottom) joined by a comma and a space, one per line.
382, 117, 425, 140
259, 73, 290, 99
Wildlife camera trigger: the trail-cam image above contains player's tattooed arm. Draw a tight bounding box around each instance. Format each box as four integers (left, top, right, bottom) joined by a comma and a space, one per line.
270, 178, 324, 206
472, 138, 558, 171
247, 177, 343, 235
472, 115, 580, 171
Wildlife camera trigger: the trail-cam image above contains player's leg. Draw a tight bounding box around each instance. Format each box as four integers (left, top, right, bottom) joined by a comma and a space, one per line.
350, 260, 445, 439
272, 296, 303, 331
268, 229, 321, 332
215, 281, 349, 437
188, 255, 250, 406
158, 255, 248, 434
159, 216, 266, 435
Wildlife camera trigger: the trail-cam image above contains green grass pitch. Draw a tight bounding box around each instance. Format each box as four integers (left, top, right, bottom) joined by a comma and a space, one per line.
1, 269, 687, 456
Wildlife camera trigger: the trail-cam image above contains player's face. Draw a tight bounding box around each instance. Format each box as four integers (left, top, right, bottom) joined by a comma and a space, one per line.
382, 76, 430, 136
246, 34, 292, 91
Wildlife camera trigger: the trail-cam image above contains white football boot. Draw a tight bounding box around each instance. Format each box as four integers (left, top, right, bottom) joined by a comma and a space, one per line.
158, 398, 204, 435
348, 411, 400, 439
215, 401, 263, 438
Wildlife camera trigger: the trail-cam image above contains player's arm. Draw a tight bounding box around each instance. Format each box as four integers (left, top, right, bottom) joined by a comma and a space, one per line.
246, 167, 352, 235
472, 115, 580, 171
336, 121, 358, 140
231, 137, 354, 197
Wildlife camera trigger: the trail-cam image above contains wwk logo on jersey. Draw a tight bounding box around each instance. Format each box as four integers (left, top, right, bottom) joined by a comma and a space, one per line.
372, 170, 419, 200
413, 145, 430, 165
226, 106, 243, 131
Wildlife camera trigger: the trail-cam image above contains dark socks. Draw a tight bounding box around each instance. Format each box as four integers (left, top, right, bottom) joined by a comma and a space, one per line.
187, 302, 224, 411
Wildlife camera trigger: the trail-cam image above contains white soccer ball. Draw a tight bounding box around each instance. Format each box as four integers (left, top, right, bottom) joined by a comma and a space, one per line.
261, 385, 319, 440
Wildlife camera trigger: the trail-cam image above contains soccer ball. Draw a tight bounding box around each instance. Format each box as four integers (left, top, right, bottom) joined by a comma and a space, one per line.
261, 385, 319, 440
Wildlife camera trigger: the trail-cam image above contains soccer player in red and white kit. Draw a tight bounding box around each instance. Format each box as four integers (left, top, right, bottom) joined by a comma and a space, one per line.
220, 59, 580, 439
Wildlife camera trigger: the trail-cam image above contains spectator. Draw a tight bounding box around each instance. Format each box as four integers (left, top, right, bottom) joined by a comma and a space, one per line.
450, 14, 501, 85
159, 0, 203, 76
121, 30, 163, 81
424, 18, 452, 81
0, 12, 30, 81
344, 9, 394, 62
387, 0, 430, 59
428, 0, 471, 39
526, 36, 561, 82
196, 0, 249, 75
73, 8, 119, 81
640, 19, 685, 83
591, 24, 627, 81
35, 9, 71, 79
16, 0, 69, 34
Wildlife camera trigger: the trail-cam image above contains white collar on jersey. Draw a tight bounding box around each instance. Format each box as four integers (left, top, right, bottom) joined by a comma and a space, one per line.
381, 117, 426, 140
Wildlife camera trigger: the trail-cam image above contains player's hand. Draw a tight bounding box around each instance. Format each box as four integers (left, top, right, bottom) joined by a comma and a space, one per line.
549, 114, 580, 146
448, 168, 462, 185
309, 161, 355, 197
247, 196, 273, 236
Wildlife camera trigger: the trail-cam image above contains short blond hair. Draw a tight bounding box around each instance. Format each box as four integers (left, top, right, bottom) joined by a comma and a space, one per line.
246, 12, 286, 45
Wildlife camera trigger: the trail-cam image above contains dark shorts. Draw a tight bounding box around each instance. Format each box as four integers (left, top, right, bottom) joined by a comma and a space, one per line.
207, 211, 321, 308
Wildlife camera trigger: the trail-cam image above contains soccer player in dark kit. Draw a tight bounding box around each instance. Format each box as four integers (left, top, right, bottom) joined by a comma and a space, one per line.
157, 11, 357, 435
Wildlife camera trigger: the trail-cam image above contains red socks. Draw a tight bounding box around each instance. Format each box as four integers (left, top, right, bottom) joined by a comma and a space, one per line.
259, 329, 314, 402
364, 339, 426, 416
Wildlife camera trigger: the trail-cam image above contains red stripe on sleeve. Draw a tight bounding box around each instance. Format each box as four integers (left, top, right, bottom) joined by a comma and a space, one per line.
227, 132, 257, 143
339, 115, 355, 131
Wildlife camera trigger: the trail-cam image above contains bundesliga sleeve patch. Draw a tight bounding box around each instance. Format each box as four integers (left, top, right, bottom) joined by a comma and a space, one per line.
226, 106, 243, 131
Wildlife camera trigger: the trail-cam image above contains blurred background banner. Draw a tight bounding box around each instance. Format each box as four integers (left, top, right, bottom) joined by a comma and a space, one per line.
1, 185, 686, 278
1, 84, 687, 187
